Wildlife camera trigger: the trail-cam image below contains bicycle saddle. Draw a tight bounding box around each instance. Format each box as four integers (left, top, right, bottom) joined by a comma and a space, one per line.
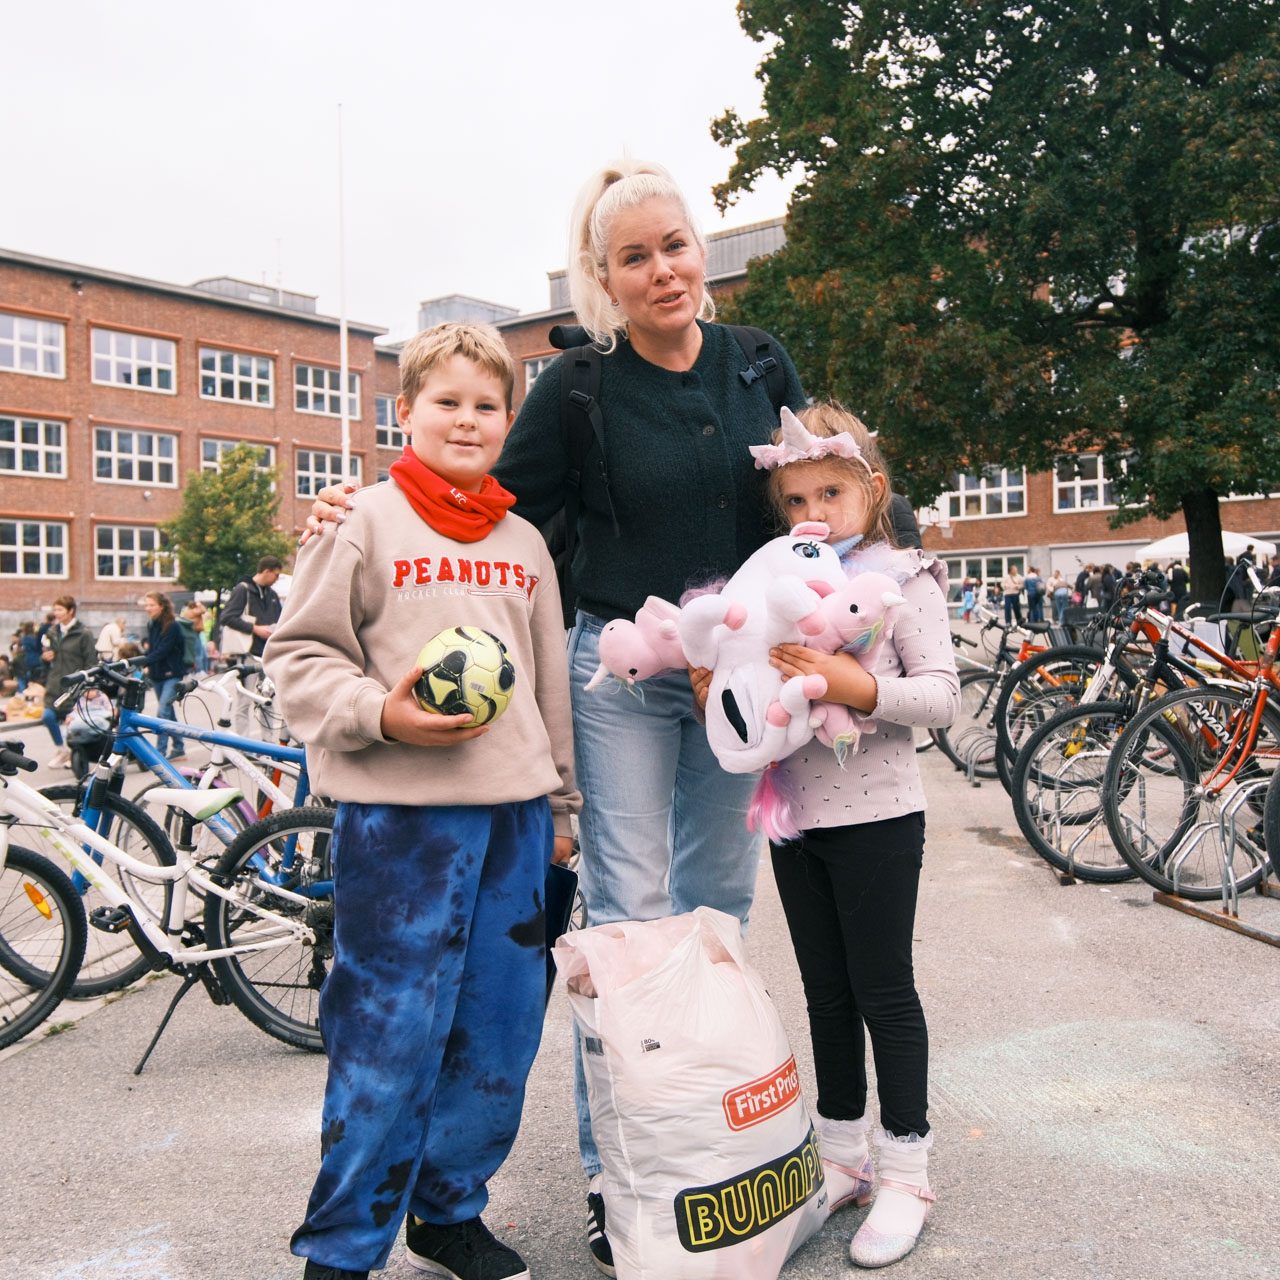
139, 787, 244, 821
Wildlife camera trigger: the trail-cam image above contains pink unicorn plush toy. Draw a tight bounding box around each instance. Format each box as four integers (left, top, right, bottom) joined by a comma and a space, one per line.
584, 597, 686, 692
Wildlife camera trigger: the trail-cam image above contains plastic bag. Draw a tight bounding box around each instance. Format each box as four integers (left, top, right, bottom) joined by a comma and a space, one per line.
554, 907, 827, 1280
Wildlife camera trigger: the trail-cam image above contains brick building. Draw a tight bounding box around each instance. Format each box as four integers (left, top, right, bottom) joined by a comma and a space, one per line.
4, 225, 1276, 626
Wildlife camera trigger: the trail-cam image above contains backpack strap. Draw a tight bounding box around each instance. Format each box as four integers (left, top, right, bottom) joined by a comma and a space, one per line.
728, 324, 786, 412
557, 343, 619, 623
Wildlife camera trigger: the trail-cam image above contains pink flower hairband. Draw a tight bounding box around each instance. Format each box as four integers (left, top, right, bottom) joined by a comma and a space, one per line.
748, 405, 874, 474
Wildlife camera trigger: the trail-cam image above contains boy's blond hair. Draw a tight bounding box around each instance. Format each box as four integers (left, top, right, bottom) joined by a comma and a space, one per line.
765, 401, 899, 547
398, 322, 516, 411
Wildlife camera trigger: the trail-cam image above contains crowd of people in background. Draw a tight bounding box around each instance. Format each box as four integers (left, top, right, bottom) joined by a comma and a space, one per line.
956, 543, 1277, 628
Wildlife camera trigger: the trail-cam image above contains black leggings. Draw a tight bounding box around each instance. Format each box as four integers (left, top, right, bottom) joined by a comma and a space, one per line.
770, 811, 928, 1138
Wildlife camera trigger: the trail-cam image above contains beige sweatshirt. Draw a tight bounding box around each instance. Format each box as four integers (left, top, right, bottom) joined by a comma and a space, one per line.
265, 482, 580, 835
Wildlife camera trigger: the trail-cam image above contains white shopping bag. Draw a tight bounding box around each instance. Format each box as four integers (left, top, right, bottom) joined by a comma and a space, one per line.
554, 907, 828, 1280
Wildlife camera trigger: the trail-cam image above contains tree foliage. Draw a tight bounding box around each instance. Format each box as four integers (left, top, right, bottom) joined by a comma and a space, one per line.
160, 444, 291, 598
714, 1, 1280, 597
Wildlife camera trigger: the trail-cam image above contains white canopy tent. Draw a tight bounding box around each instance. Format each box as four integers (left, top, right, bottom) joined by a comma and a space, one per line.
1134, 530, 1276, 562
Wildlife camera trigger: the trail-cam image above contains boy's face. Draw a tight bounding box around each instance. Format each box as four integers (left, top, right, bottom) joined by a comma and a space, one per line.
397, 355, 513, 493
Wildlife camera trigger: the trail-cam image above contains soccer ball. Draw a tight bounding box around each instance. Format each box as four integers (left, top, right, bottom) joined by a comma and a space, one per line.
414, 626, 516, 726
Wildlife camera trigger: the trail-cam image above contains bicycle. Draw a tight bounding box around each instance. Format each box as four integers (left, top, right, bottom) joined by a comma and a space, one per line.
0, 745, 87, 1050
1102, 604, 1280, 905
33, 660, 315, 999
0, 739, 334, 1070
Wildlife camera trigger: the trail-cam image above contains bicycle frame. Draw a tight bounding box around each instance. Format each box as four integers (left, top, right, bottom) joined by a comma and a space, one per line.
1, 776, 318, 966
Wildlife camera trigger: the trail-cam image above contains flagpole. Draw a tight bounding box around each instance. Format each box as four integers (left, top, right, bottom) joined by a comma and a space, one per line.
337, 102, 351, 481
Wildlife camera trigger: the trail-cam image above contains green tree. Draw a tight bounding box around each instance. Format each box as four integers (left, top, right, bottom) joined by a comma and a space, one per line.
160, 443, 291, 602
714, 1, 1280, 600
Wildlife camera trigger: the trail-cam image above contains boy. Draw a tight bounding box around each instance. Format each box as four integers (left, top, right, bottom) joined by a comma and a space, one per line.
266, 322, 579, 1280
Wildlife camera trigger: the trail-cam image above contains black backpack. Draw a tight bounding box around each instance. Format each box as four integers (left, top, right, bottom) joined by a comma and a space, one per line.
542, 323, 787, 625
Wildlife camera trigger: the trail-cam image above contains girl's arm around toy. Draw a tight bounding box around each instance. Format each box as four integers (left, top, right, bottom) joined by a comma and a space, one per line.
266, 516, 484, 752
771, 569, 958, 728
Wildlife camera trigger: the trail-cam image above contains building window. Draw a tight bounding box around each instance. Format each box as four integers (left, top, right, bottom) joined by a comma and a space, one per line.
199, 347, 274, 406
200, 438, 277, 473
0, 416, 66, 477
294, 364, 359, 417
94, 426, 178, 486
296, 449, 360, 497
940, 553, 1027, 611
524, 355, 556, 393
943, 468, 1027, 520
1054, 454, 1126, 511
0, 519, 66, 577
375, 394, 405, 449
0, 312, 65, 378
94, 524, 176, 580
91, 328, 176, 392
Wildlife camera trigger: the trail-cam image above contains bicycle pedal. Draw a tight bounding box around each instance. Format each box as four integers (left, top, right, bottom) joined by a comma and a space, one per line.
89, 905, 133, 934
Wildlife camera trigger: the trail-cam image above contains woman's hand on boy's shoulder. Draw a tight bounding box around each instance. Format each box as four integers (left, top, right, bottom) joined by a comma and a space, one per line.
380, 666, 490, 747
299, 480, 360, 546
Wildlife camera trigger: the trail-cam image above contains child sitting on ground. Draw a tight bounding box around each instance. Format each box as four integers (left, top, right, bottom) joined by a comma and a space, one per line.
267, 322, 580, 1280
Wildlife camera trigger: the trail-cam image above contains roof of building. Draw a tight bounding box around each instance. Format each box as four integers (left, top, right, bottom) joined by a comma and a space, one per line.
0, 247, 387, 336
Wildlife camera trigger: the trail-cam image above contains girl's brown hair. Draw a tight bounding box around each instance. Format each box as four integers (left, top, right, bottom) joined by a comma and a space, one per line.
145, 591, 176, 631
764, 401, 898, 546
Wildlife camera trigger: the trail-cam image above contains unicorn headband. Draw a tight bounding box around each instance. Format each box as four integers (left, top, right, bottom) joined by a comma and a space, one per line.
748, 405, 874, 474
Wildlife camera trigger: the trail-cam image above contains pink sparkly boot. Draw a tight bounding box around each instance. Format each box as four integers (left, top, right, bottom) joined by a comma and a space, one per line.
849, 1128, 934, 1267
816, 1115, 875, 1214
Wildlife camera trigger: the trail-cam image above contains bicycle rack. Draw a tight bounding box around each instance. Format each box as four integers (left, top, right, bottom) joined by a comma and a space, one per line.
954, 725, 994, 786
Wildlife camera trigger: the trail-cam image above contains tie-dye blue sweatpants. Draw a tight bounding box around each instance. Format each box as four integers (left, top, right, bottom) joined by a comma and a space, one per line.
291, 797, 552, 1272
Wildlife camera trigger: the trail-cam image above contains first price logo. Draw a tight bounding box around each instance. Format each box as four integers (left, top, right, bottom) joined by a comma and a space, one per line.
722, 1056, 801, 1131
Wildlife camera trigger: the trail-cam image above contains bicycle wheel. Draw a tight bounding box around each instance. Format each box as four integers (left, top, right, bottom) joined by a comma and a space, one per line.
934, 669, 1000, 778
32, 786, 175, 998
1264, 767, 1280, 881
1011, 701, 1136, 881
1103, 685, 1278, 899
204, 807, 336, 1052
993, 645, 1106, 773
0, 845, 87, 1050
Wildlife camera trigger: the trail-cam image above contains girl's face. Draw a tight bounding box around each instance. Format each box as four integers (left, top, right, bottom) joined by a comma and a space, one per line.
776, 460, 884, 541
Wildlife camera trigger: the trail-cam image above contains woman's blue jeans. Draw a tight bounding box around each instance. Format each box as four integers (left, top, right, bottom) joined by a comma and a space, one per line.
568, 612, 762, 1177
40, 707, 63, 747
153, 677, 185, 756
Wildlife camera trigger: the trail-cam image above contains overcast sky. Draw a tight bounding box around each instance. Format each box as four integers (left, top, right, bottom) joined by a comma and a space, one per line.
6, 0, 797, 340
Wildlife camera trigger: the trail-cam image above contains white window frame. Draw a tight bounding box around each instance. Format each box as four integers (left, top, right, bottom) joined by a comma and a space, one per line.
941, 552, 1027, 611
93, 426, 179, 487
295, 449, 361, 497
1054, 453, 1128, 511
0, 518, 67, 578
0, 311, 65, 379
0, 415, 66, 478
91, 328, 177, 393
200, 438, 278, 474
375, 394, 405, 449
294, 363, 360, 418
943, 467, 1027, 520
524, 354, 556, 393
199, 347, 274, 407
93, 523, 177, 581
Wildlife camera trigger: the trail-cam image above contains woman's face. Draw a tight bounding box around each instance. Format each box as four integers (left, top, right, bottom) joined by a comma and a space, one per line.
601, 197, 705, 348
143, 596, 162, 619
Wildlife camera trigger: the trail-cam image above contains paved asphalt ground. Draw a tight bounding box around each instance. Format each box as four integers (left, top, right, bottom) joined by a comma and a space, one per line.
2, 715, 1278, 1280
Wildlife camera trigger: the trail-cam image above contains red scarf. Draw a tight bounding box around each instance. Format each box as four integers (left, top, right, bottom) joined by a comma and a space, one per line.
389, 446, 516, 542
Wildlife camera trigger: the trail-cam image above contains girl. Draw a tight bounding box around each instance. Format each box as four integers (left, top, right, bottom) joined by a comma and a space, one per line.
749, 403, 959, 1268
138, 592, 187, 761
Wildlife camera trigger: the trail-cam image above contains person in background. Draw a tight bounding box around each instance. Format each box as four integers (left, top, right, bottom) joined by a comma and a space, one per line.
96, 615, 126, 662
218, 556, 283, 739
1047, 569, 1069, 624
40, 596, 98, 768
177, 602, 208, 675
1167, 559, 1189, 617
1000, 565, 1024, 625
138, 592, 187, 761
1023, 565, 1043, 624
1099, 563, 1118, 611
961, 577, 976, 623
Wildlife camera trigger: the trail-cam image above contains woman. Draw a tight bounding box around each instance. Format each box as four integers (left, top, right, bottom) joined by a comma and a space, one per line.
1000, 566, 1024, 626
307, 159, 806, 1273
1047, 569, 1069, 624
139, 592, 187, 760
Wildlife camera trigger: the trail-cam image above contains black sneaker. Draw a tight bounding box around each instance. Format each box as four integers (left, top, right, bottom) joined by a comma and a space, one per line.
302, 1261, 368, 1280
404, 1215, 530, 1280
585, 1180, 616, 1278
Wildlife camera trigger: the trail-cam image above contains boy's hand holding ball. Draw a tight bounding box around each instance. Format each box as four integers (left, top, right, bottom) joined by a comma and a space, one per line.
381, 666, 489, 747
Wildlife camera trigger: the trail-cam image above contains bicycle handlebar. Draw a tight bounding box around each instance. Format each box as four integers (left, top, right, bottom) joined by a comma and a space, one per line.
0, 744, 39, 774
